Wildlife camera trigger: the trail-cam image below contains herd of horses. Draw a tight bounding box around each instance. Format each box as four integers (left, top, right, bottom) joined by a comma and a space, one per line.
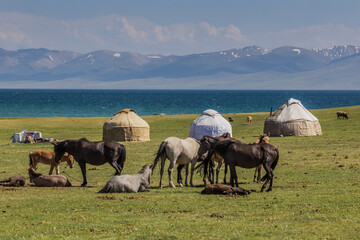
21, 131, 279, 193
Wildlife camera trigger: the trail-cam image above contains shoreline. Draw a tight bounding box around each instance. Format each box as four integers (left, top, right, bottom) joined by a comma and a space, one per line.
0, 105, 358, 119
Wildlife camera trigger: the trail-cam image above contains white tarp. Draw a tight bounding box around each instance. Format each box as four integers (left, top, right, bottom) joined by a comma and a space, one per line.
189, 109, 232, 140
276, 98, 319, 123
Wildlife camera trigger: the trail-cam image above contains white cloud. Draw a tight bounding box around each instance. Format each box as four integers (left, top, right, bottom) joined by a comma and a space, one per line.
249, 23, 360, 49
0, 12, 249, 54
0, 12, 359, 55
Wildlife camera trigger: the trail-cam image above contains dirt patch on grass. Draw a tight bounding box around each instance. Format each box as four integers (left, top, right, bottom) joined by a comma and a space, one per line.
97, 195, 117, 200
210, 213, 224, 218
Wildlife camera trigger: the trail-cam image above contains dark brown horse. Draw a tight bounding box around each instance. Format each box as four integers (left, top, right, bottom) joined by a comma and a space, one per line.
197, 135, 279, 192
52, 138, 126, 186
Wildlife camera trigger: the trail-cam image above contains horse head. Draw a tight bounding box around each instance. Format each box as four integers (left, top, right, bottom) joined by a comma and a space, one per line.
63, 152, 74, 168
197, 136, 214, 161
51, 140, 67, 163
258, 132, 270, 144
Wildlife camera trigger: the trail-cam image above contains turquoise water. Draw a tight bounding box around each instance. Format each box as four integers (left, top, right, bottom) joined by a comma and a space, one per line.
0, 89, 359, 117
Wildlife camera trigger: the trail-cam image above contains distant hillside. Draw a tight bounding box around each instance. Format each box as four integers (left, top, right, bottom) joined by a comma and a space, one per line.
0, 45, 359, 89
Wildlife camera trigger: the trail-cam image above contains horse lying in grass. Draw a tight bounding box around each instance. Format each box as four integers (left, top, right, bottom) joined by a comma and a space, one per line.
0, 176, 26, 187
29, 150, 74, 175
152, 137, 200, 188
201, 184, 251, 195
28, 168, 71, 187
52, 138, 126, 186
99, 164, 152, 193
198, 135, 279, 192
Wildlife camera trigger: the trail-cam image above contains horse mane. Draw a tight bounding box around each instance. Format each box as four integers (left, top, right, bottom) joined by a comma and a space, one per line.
213, 139, 236, 155
79, 137, 88, 141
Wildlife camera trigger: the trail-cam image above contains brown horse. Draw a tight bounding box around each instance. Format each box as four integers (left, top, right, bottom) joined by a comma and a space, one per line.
29, 150, 74, 175
252, 133, 270, 183
52, 138, 126, 186
28, 168, 71, 187
197, 135, 279, 192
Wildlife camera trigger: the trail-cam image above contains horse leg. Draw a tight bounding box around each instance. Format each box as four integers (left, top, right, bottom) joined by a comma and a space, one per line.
184, 163, 189, 187
177, 164, 184, 187
257, 165, 262, 183
168, 161, 176, 188
229, 165, 238, 187
49, 164, 55, 175
203, 162, 208, 186
260, 163, 273, 192
78, 161, 87, 187
210, 160, 215, 184
109, 161, 122, 175
159, 156, 166, 188
223, 163, 228, 184
215, 161, 222, 184
190, 160, 196, 187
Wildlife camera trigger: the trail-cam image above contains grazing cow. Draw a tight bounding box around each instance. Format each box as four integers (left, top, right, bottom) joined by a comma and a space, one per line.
201, 184, 251, 195
0, 176, 26, 187
28, 168, 71, 187
337, 111, 349, 119
29, 150, 74, 175
247, 116, 253, 123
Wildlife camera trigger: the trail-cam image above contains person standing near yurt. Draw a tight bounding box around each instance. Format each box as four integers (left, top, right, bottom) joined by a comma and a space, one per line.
189, 109, 232, 140
103, 109, 150, 142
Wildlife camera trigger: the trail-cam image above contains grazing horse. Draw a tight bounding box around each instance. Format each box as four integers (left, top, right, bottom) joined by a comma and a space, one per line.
28, 168, 71, 187
252, 133, 270, 183
29, 150, 74, 175
99, 164, 152, 193
337, 111, 349, 119
52, 138, 126, 186
197, 135, 279, 192
247, 116, 253, 123
152, 137, 200, 188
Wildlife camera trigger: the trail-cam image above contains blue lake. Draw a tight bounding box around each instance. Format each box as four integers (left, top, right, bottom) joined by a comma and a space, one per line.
0, 89, 359, 117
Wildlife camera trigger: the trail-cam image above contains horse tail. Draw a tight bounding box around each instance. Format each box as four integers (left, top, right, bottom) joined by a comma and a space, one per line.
195, 151, 212, 177
260, 147, 279, 182
117, 146, 126, 170
152, 141, 167, 171
271, 148, 279, 171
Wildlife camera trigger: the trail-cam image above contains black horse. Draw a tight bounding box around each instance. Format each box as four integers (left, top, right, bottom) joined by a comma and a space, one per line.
197, 135, 279, 192
52, 138, 126, 186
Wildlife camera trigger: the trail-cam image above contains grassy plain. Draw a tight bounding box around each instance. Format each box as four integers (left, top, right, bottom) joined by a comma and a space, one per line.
0, 106, 359, 239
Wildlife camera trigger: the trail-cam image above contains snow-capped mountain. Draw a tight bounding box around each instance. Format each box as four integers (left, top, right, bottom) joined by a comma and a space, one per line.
0, 45, 359, 83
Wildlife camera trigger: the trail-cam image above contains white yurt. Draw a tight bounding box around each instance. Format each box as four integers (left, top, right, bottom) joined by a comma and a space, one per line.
263, 98, 322, 137
189, 109, 232, 140
103, 109, 150, 142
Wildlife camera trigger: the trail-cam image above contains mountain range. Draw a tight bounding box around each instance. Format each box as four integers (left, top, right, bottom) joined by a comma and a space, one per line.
0, 45, 359, 89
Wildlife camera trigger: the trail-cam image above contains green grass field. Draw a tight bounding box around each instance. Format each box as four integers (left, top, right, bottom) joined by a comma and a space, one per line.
0, 106, 359, 239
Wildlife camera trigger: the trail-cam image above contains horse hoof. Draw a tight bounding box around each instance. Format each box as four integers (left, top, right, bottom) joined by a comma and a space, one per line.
266, 188, 272, 192
170, 183, 176, 188
179, 183, 183, 187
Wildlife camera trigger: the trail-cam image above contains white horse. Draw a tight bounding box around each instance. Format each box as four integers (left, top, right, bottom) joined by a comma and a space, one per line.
152, 137, 200, 188
98, 164, 152, 193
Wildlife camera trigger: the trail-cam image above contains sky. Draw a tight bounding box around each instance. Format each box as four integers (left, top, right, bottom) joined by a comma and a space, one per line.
1, 0, 360, 55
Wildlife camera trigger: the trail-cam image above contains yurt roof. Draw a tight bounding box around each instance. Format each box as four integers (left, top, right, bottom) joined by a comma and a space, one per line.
190, 109, 232, 139
192, 109, 229, 126
104, 108, 149, 130
267, 98, 319, 123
